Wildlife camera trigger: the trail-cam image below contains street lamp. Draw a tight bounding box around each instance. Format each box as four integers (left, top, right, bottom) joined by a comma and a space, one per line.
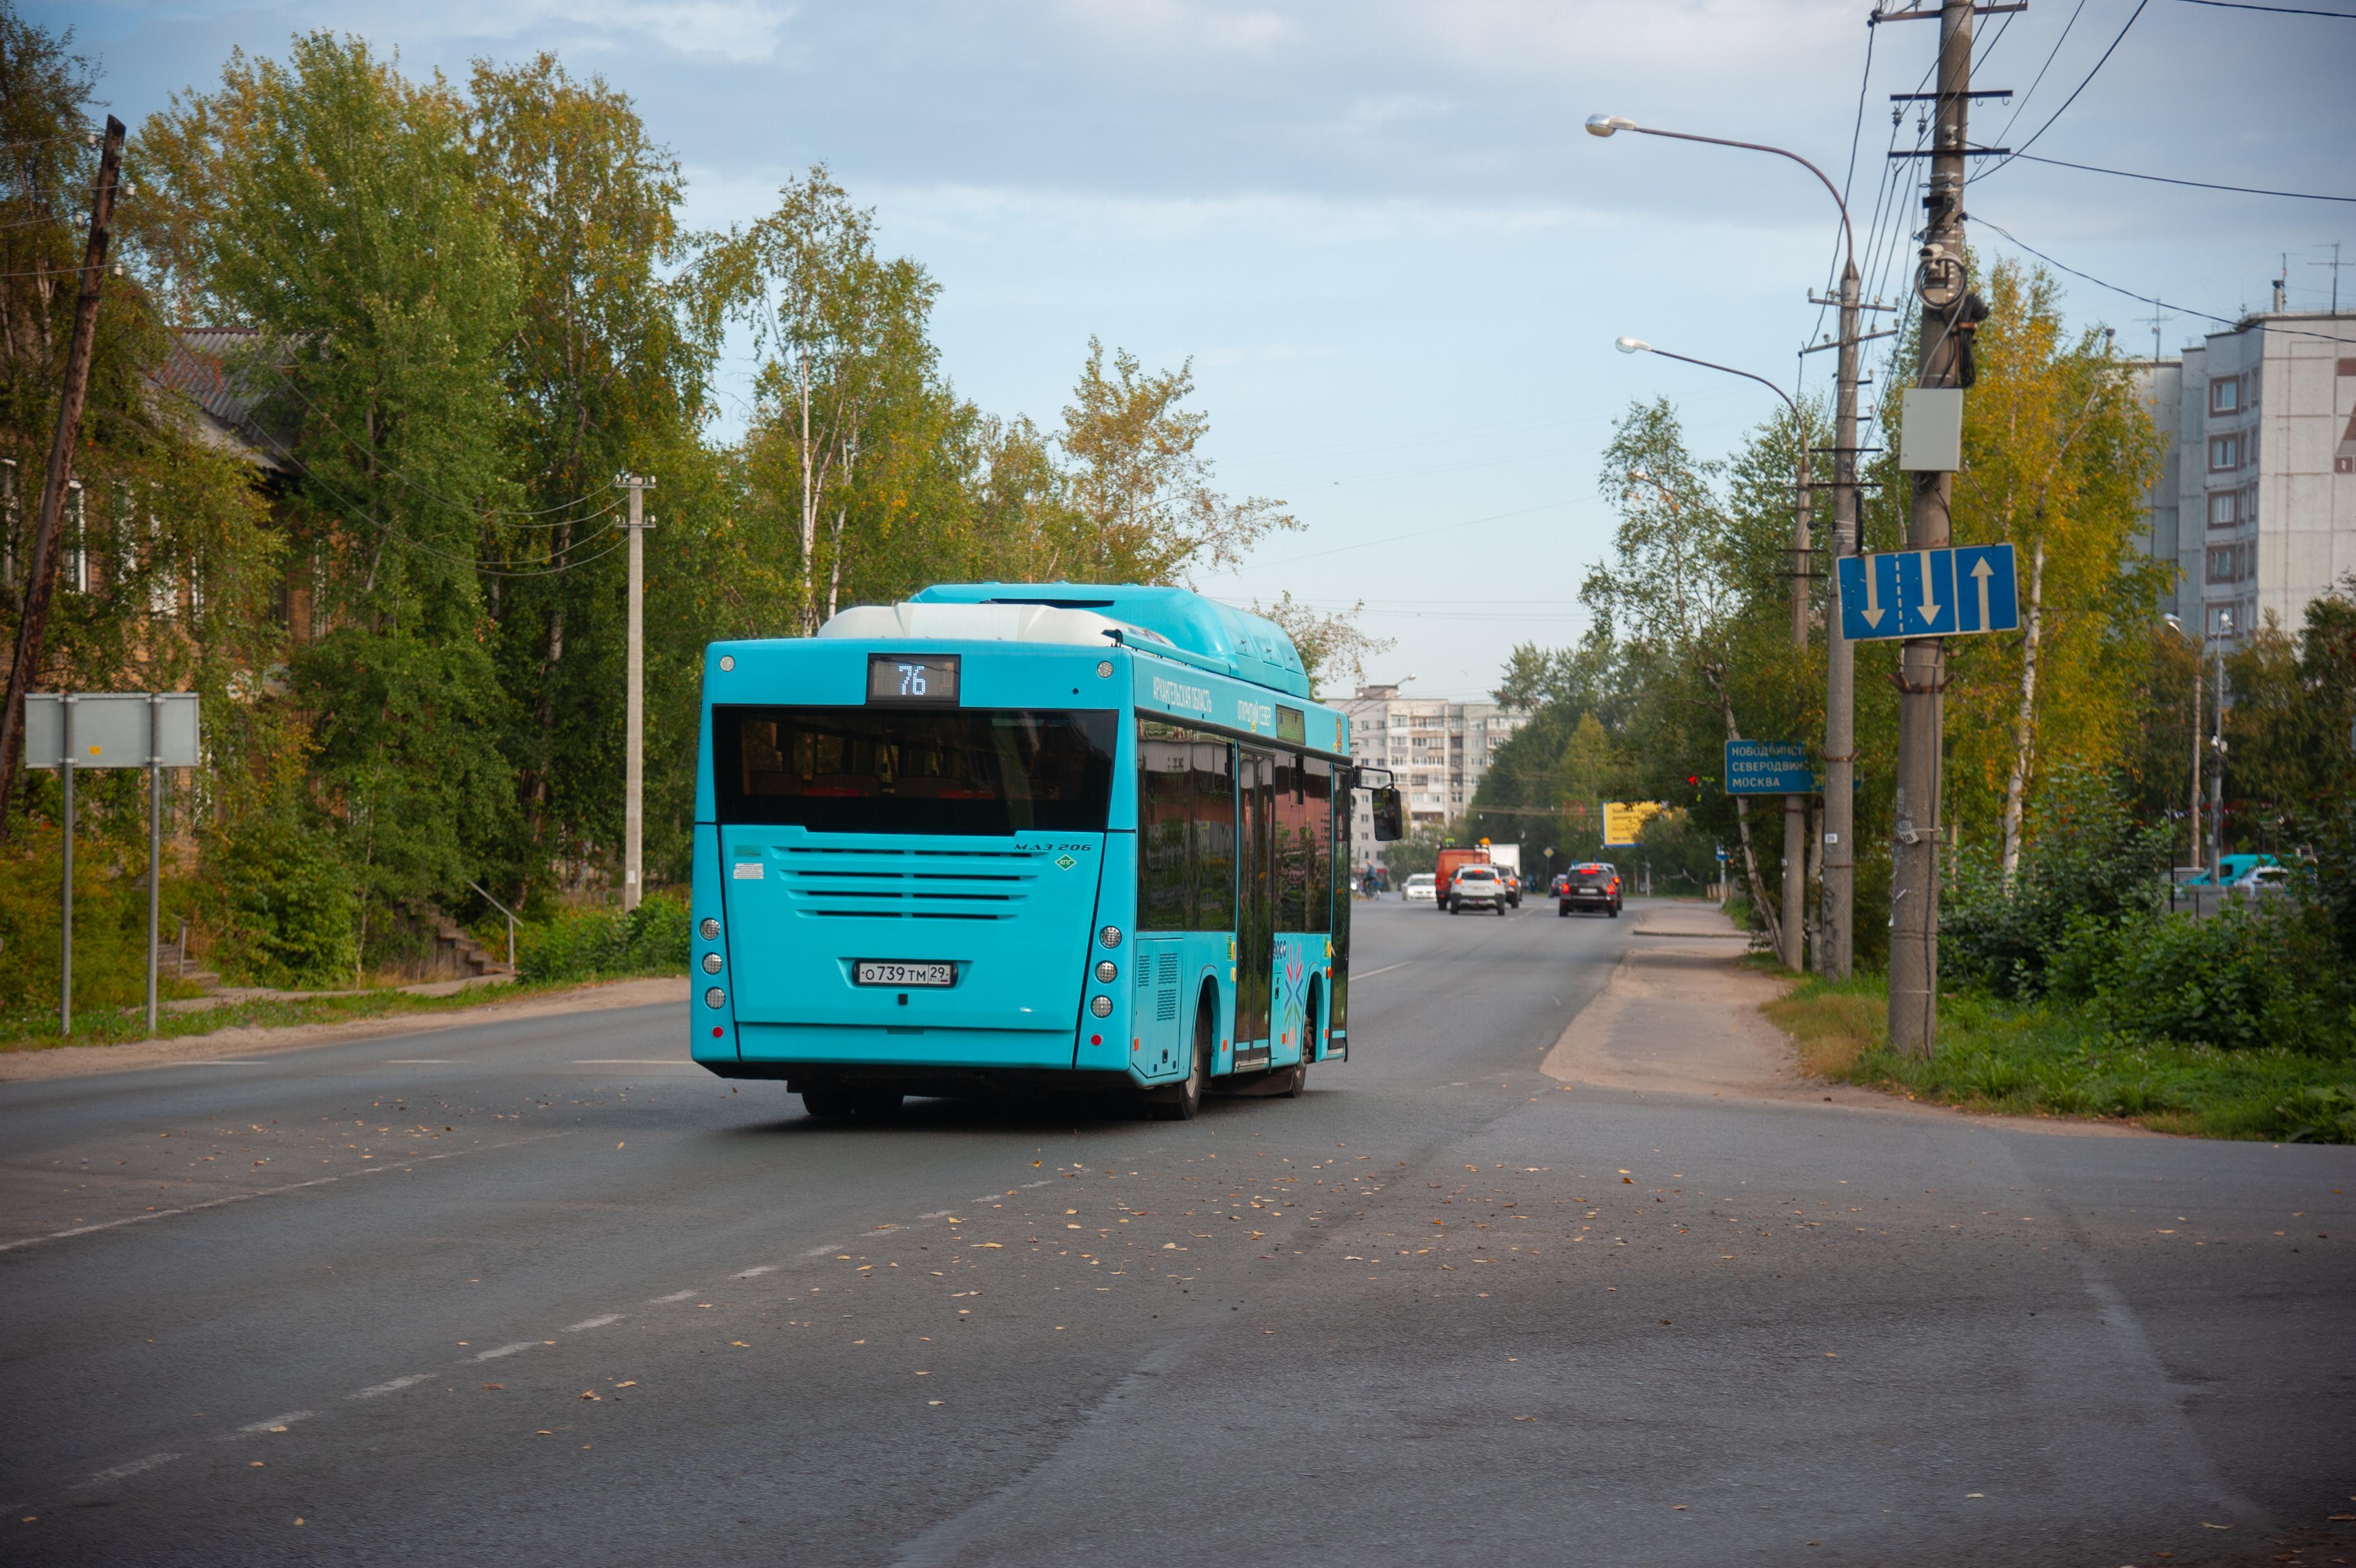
1618, 335, 1811, 972
2160, 614, 2205, 875
1588, 110, 1865, 981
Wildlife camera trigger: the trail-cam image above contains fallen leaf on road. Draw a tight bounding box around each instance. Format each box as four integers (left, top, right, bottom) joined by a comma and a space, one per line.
2201, 1522, 2231, 1530
482, 1383, 504, 1391
580, 1391, 600, 1401
616, 1381, 637, 1388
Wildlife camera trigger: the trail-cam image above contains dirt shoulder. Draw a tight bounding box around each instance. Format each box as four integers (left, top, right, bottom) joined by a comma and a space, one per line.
0, 977, 690, 1086
1541, 904, 2153, 1137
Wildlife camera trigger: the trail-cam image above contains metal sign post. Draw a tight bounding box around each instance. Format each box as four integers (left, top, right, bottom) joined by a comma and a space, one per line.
25, 692, 200, 1036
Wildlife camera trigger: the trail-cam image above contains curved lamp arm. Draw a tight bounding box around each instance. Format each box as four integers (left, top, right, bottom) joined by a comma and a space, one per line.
1587, 115, 1854, 269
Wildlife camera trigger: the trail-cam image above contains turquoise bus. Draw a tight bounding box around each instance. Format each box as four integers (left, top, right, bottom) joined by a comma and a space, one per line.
689, 583, 1401, 1121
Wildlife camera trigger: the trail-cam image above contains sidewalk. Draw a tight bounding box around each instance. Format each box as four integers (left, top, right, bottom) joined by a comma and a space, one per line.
1541, 901, 2151, 1136
0, 977, 689, 1085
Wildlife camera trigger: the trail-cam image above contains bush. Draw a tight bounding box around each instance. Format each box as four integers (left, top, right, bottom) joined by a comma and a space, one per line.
2052, 900, 2354, 1055
1944, 765, 2170, 998
515, 892, 689, 983
211, 818, 360, 988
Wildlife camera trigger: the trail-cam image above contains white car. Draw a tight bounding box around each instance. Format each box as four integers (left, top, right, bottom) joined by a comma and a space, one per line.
2231, 864, 2293, 898
1404, 874, 1438, 902
1448, 866, 1510, 915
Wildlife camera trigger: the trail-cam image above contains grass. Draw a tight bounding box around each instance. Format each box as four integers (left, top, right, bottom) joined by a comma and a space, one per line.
0, 968, 680, 1057
1766, 972, 2356, 1143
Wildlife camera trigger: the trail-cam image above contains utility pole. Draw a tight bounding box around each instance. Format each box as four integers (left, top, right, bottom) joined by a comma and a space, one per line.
1889, 0, 1977, 1054
1772, 439, 1812, 971
1819, 259, 1866, 977
0, 115, 127, 836
621, 474, 656, 912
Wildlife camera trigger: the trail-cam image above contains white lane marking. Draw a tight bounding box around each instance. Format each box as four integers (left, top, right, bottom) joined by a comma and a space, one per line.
733, 1266, 776, 1280
471, 1342, 538, 1361
571, 1059, 694, 1066
1352, 961, 1412, 981
1022, 1179, 1051, 1189
919, 1209, 959, 1219
78, 1453, 181, 1487
184, 1060, 268, 1066
567, 1314, 623, 1331
385, 1060, 456, 1065
0, 1132, 574, 1255
236, 1412, 316, 1435
650, 1290, 696, 1302
351, 1374, 434, 1400
800, 1242, 846, 1257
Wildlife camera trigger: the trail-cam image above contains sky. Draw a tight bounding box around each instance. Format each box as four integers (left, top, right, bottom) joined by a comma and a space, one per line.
45, 0, 2355, 703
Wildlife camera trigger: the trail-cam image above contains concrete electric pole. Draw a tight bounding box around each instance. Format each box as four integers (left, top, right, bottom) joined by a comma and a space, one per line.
1888, 0, 1980, 1054
621, 473, 656, 912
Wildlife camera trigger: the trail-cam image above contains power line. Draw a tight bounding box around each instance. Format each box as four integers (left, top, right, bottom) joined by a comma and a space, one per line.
272, 444, 629, 577
1991, 0, 2152, 171
1969, 212, 2356, 343
2172, 0, 2356, 15
1988, 0, 2090, 148
1992, 149, 2355, 201
1246, 501, 1571, 568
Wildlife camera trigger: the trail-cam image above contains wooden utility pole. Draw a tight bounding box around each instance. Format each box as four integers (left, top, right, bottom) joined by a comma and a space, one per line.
0, 115, 126, 838
1888, 2, 1976, 1053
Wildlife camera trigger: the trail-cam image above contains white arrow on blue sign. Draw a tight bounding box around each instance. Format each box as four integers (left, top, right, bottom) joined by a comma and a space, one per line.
1837, 543, 2019, 641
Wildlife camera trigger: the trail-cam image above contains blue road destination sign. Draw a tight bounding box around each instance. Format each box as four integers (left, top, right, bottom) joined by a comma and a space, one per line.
1837, 542, 2019, 641
1723, 739, 1815, 796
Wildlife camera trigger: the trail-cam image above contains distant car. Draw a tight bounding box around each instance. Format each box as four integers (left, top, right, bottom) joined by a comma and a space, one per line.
1448, 865, 1510, 915
2231, 864, 2292, 898
1404, 873, 1438, 902
1558, 862, 1622, 918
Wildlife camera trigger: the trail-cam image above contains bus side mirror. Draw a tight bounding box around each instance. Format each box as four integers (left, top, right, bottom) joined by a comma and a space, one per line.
1371, 786, 1404, 842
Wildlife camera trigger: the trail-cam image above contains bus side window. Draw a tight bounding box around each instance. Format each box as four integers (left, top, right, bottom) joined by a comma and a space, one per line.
1192, 739, 1236, 929
1139, 735, 1192, 930
1302, 757, 1332, 934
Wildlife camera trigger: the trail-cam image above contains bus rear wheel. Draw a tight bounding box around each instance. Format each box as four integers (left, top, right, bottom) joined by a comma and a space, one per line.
851, 1090, 903, 1120
801, 1087, 855, 1119
1153, 989, 1215, 1122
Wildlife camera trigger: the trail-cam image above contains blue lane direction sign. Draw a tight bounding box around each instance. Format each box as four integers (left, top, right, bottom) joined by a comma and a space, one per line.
1724, 739, 1815, 796
1837, 542, 2019, 641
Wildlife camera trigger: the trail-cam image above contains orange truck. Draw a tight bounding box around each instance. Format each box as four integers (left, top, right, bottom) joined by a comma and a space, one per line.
1431, 846, 1492, 913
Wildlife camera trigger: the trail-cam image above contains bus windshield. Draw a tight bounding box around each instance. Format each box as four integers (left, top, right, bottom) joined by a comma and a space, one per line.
713, 705, 1118, 835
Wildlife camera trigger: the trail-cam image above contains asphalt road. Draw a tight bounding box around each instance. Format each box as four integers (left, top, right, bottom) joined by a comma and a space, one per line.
3, 899, 2351, 1566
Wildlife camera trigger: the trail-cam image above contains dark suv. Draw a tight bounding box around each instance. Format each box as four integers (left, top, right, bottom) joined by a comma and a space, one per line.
1557, 862, 1622, 918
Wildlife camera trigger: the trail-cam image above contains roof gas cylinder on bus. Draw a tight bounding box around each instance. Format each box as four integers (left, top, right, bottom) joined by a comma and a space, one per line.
689, 583, 1403, 1122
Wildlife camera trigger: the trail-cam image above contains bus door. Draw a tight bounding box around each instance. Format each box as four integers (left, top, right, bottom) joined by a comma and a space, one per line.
1235, 747, 1275, 1066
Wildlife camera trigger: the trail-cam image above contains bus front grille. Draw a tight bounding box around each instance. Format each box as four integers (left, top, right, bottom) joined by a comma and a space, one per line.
773, 846, 1042, 921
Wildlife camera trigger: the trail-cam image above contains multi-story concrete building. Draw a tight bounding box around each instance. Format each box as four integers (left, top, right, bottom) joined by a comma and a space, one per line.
2132, 308, 2356, 642
1334, 684, 1528, 869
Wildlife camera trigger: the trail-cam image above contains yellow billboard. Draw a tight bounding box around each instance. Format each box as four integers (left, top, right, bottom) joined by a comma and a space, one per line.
1601, 800, 1668, 848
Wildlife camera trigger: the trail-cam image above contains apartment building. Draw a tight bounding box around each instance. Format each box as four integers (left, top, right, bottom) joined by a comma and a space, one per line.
1334, 684, 1528, 869
2132, 308, 2356, 642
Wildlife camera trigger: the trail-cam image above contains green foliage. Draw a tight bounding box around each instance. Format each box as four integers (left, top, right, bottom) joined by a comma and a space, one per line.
2051, 901, 2353, 1055
209, 814, 359, 988
1943, 765, 2170, 997
1776, 972, 2356, 1142
514, 892, 689, 983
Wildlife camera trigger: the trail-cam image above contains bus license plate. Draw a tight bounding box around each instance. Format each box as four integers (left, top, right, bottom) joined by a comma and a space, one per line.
856, 961, 955, 987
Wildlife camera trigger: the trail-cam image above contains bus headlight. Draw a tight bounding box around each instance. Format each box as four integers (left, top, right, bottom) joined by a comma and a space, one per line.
702, 952, 723, 974
1098, 925, 1123, 950
699, 917, 720, 940
1090, 995, 1114, 1018
1094, 960, 1117, 983
704, 987, 727, 1009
